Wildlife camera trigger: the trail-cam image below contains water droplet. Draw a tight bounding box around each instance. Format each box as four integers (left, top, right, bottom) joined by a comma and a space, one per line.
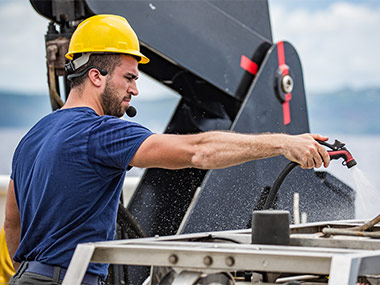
351, 167, 380, 219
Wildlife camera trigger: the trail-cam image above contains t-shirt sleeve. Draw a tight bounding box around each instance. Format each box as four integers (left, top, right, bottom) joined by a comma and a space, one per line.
88, 118, 153, 174
10, 154, 16, 180
10, 137, 24, 181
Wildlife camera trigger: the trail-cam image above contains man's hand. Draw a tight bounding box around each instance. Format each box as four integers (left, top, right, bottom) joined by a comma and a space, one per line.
281, 133, 330, 169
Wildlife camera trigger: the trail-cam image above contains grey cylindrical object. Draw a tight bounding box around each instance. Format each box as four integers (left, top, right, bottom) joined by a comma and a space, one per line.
251, 210, 290, 245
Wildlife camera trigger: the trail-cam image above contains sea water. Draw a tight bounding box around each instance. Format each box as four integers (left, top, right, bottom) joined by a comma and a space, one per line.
351, 167, 380, 219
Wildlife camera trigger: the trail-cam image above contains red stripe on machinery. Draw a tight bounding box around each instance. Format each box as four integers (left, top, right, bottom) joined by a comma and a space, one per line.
240, 55, 258, 75
277, 41, 291, 125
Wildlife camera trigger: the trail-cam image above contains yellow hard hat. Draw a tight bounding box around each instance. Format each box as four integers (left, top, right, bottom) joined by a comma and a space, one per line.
65, 14, 149, 64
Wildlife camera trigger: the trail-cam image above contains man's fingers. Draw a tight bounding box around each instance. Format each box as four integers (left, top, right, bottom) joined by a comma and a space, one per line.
319, 145, 330, 168
314, 142, 330, 168
310, 146, 323, 168
299, 156, 313, 169
311, 133, 329, 142
303, 159, 313, 169
313, 157, 322, 169
311, 134, 331, 168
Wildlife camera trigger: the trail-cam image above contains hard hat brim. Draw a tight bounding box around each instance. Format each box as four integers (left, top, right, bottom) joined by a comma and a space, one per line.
65, 50, 150, 64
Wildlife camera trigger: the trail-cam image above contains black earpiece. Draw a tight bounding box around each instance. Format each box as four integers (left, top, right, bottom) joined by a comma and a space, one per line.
64, 62, 75, 75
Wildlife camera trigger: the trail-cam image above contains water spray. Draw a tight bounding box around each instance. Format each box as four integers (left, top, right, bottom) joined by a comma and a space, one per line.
261, 139, 380, 239
263, 139, 357, 210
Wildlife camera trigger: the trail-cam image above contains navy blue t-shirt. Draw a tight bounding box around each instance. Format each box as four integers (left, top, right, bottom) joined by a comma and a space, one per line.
10, 107, 153, 279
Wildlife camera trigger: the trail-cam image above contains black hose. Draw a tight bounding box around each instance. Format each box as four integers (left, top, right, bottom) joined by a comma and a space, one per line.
117, 203, 147, 238
263, 162, 298, 210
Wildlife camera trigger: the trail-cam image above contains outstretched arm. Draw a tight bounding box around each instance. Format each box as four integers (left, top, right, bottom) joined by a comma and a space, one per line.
4, 179, 21, 271
129, 131, 330, 170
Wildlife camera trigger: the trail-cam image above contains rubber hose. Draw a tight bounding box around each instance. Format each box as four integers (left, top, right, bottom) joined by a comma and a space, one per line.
117, 203, 147, 238
263, 162, 298, 210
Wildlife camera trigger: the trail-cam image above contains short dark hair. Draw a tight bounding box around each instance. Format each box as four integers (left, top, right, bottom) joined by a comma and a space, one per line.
69, 53, 122, 88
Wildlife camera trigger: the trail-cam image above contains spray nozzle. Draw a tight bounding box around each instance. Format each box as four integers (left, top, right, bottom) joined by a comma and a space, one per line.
317, 139, 357, 168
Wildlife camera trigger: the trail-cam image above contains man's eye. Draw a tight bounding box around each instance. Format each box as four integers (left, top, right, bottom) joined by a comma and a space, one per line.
125, 75, 138, 81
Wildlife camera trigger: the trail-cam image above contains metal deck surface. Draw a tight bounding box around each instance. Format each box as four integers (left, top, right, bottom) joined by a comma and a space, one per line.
62, 220, 380, 285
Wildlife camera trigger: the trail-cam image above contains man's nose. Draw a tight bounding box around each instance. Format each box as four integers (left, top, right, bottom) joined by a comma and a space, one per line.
129, 81, 138, 96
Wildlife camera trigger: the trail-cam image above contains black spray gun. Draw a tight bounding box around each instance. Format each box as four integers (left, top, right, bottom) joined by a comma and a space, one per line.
263, 139, 357, 209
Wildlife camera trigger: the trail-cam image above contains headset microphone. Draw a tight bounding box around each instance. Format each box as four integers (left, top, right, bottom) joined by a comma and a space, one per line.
126, 106, 137, 117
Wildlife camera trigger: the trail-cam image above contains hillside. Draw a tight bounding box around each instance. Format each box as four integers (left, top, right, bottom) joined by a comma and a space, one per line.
0, 90, 180, 132
307, 88, 380, 134
0, 90, 51, 128
0, 88, 379, 134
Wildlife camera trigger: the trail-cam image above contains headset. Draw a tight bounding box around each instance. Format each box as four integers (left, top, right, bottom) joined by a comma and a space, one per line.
66, 65, 108, 81
65, 53, 108, 81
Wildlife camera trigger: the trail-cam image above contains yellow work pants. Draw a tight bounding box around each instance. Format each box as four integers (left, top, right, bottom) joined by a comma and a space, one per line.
0, 227, 15, 284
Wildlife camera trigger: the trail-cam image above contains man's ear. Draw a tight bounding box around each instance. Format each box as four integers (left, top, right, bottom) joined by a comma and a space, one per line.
88, 68, 105, 87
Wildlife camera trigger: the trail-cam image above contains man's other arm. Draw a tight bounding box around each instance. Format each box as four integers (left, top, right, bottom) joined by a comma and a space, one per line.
129, 132, 330, 170
4, 179, 21, 271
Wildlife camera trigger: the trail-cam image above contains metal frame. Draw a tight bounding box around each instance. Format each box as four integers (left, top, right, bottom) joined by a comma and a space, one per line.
62, 220, 380, 285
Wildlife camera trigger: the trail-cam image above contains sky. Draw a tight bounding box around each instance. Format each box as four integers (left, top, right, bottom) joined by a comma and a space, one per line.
0, 0, 380, 98
269, 0, 380, 93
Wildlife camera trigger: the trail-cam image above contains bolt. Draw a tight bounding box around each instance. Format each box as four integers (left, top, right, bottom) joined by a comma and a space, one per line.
225, 256, 235, 267
262, 260, 268, 268
169, 254, 178, 264
281, 74, 294, 94
203, 256, 213, 266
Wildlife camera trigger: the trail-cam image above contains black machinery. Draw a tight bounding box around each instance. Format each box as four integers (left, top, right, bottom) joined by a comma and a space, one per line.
30, 1, 355, 284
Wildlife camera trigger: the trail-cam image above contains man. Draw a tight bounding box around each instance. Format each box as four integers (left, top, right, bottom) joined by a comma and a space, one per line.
4, 14, 330, 284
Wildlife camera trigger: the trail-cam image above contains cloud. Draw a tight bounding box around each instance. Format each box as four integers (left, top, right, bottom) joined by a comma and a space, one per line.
1, 0, 379, 96
0, 0, 177, 100
0, 0, 48, 94
269, 1, 380, 93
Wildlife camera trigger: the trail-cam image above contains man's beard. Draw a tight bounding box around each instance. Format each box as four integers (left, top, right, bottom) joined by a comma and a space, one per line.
100, 80, 127, 118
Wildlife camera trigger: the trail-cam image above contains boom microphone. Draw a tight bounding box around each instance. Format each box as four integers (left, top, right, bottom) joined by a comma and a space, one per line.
126, 106, 137, 117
